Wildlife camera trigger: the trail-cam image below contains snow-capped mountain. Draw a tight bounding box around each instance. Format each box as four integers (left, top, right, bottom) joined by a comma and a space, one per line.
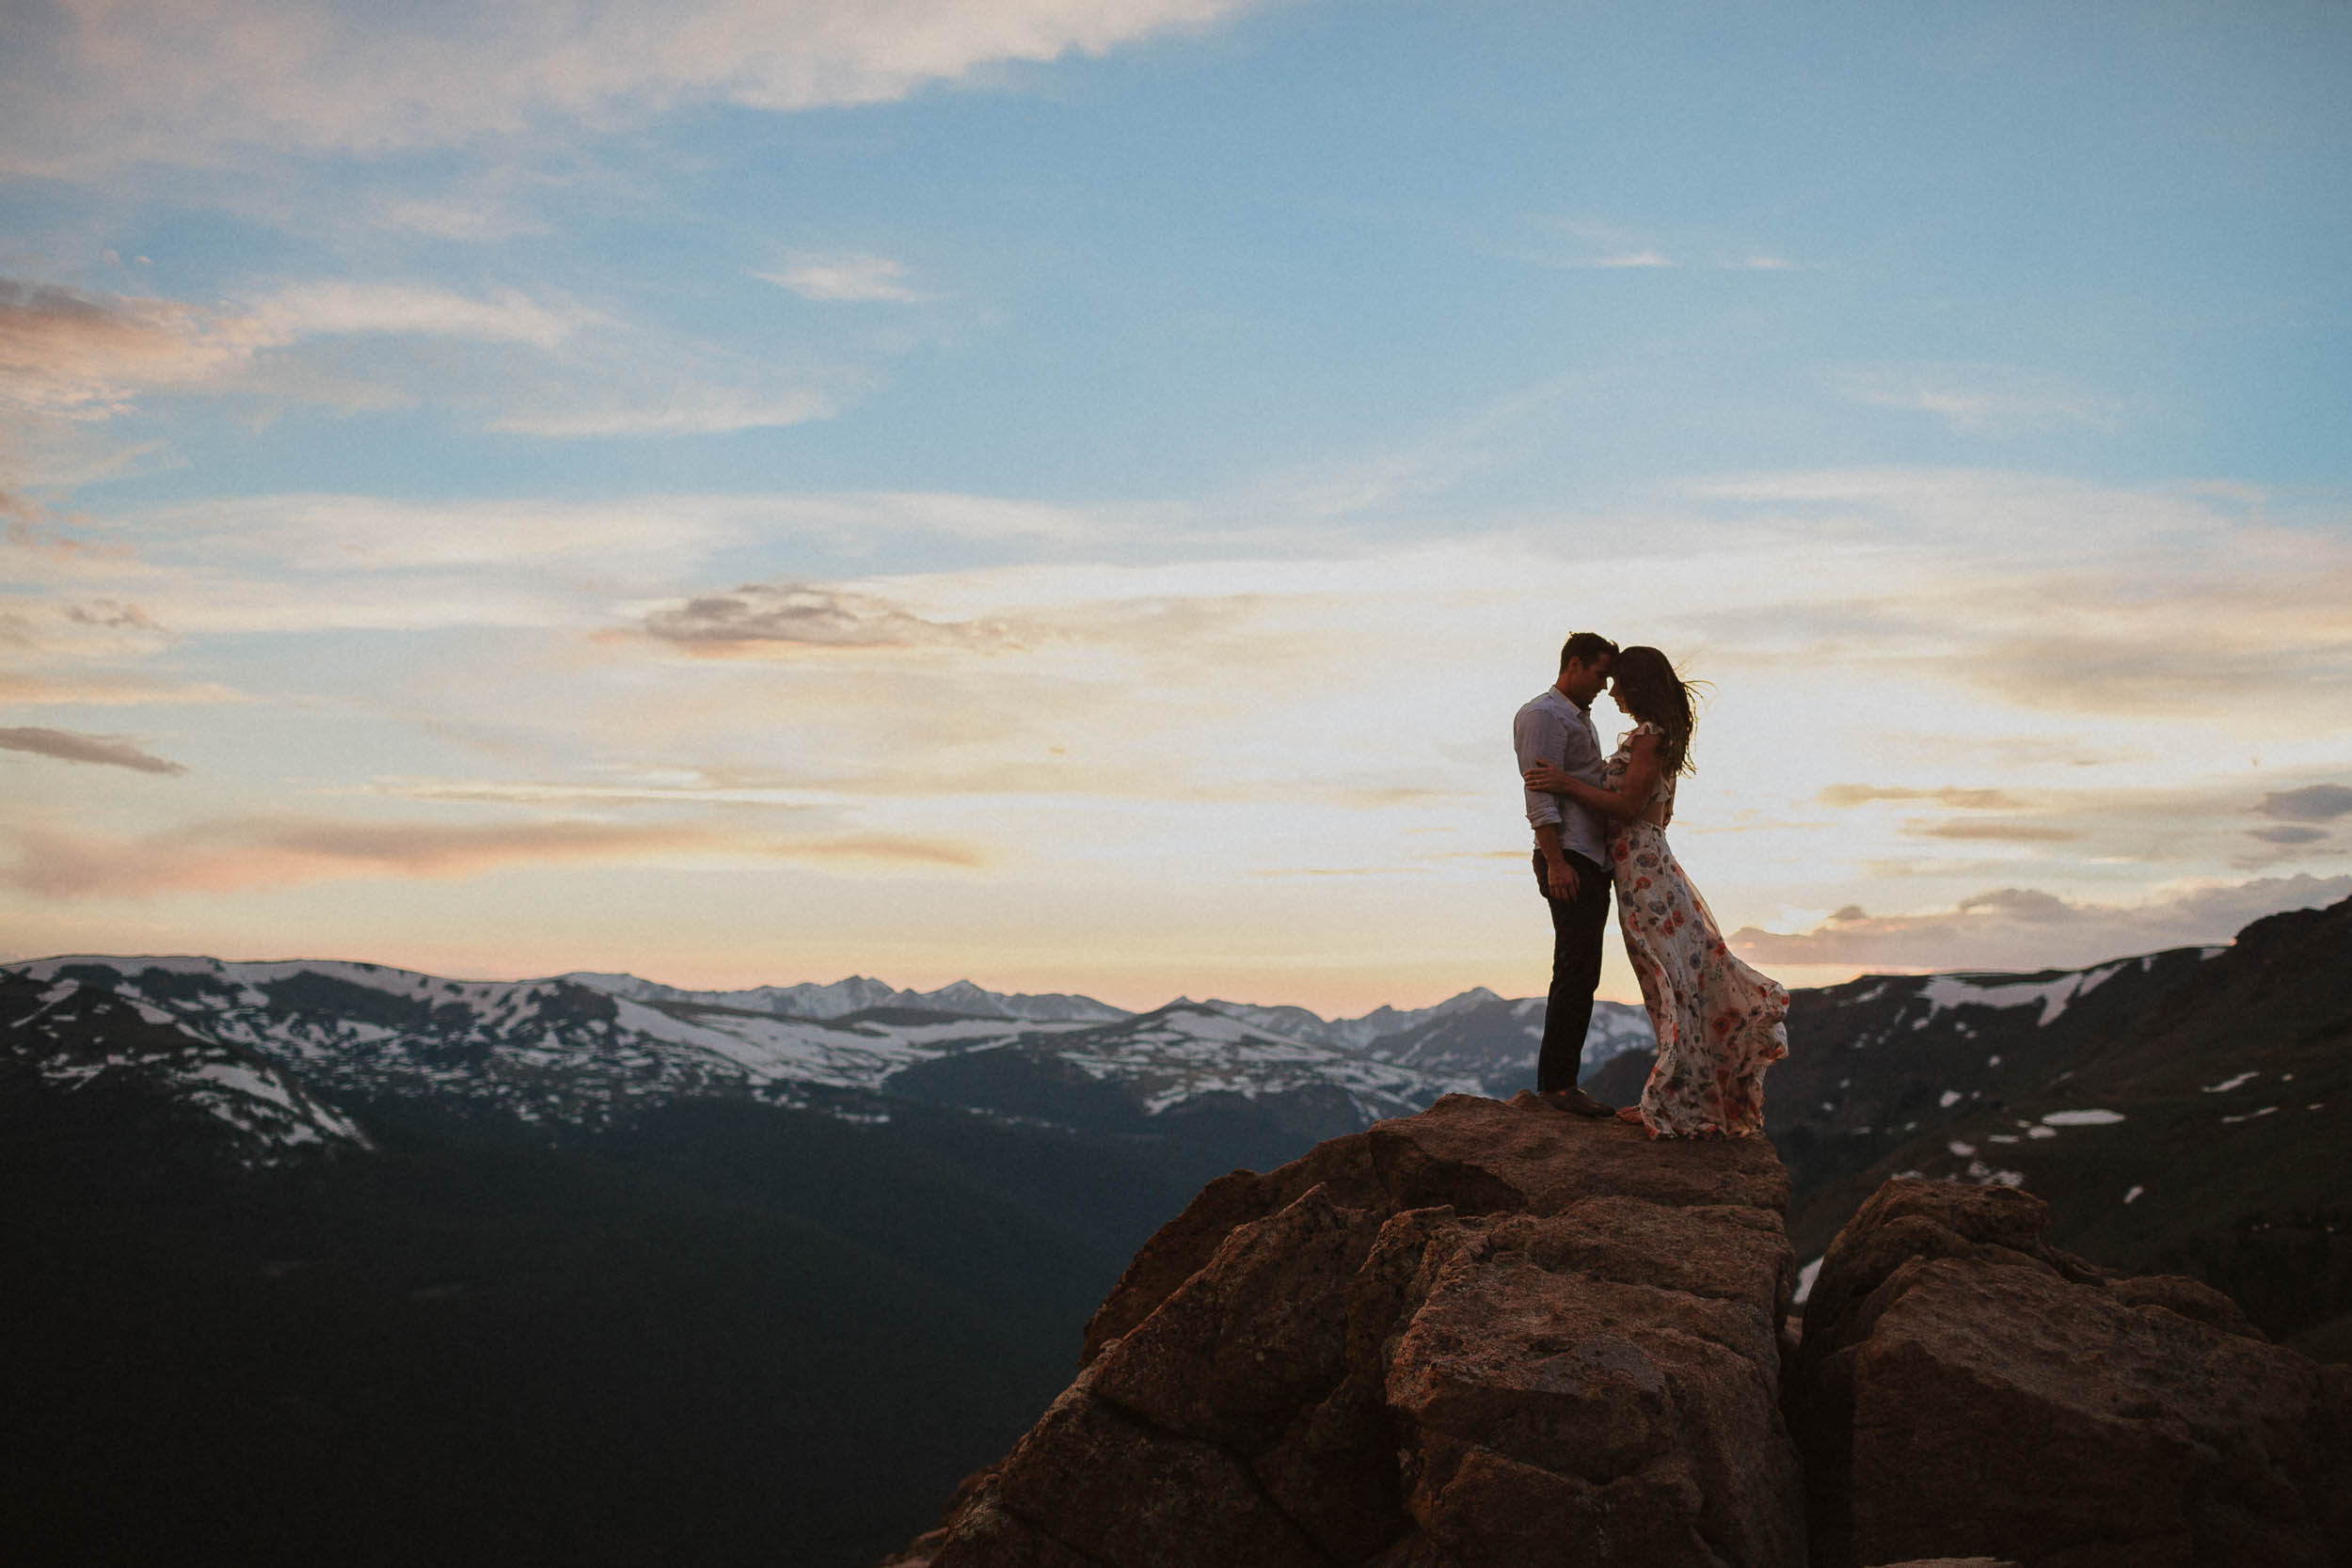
1181, 988, 1657, 1095
5, 957, 1108, 1140
1194, 987, 1504, 1051
1750, 944, 2230, 1148
563, 971, 1129, 1023
1357, 993, 1655, 1094
3, 970, 372, 1164
882, 1000, 1486, 1147
8, 955, 1606, 1164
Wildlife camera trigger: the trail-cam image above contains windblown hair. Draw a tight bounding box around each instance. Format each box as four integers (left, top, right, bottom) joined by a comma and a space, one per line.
1559, 630, 1620, 671
1611, 645, 1706, 776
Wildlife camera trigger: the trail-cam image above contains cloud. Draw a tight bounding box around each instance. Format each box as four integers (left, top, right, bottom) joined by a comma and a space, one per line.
1907, 820, 2079, 843
0, 272, 844, 440
4, 274, 585, 405
261, 292, 852, 437
763, 490, 1112, 546
1681, 472, 2352, 720
1830, 364, 2121, 436
2255, 784, 2352, 821
1589, 251, 1675, 269
0, 278, 264, 417
0, 595, 177, 657
254, 282, 588, 348
361, 772, 840, 809
1820, 784, 2026, 809
2, 816, 979, 899
371, 195, 550, 244
641, 580, 1017, 653
757, 253, 937, 304
1731, 874, 2352, 972
151, 492, 756, 571
0, 725, 186, 775
0, 488, 1125, 645
1, 0, 1262, 174
0, 673, 242, 705
2249, 825, 2327, 846
485, 386, 838, 437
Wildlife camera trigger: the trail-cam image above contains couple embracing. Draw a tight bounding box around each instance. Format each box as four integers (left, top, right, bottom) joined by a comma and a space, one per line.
1513, 633, 1788, 1138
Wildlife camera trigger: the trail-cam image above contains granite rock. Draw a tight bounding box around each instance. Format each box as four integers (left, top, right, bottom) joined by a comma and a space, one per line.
904, 1093, 1805, 1568
1792, 1179, 2352, 1568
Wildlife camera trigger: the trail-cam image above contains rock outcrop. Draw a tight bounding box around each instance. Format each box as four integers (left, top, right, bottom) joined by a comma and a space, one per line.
1792, 1179, 2352, 1568
891, 1092, 1807, 1568
885, 1097, 2352, 1568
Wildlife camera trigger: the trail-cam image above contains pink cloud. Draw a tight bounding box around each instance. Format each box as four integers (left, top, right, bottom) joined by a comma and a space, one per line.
1732, 875, 2352, 973
4, 816, 980, 899
0, 724, 186, 775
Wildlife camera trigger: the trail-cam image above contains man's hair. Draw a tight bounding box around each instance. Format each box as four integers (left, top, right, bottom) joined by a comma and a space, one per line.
1559, 631, 1620, 671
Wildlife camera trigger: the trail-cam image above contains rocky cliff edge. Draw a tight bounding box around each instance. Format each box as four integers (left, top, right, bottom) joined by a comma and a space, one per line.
883, 1092, 2350, 1568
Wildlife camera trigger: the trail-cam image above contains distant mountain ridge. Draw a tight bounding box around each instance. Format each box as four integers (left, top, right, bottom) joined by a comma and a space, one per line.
2, 955, 1657, 1166
13, 905, 2345, 1340
563, 971, 1130, 1024
2, 969, 371, 1165
10, 901, 2348, 1566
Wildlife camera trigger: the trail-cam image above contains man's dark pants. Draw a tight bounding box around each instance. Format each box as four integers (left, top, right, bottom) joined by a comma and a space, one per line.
1534, 847, 1612, 1093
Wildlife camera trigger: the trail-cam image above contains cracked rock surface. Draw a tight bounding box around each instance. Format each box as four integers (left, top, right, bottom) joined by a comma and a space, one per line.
891, 1092, 1805, 1568
1792, 1180, 2352, 1568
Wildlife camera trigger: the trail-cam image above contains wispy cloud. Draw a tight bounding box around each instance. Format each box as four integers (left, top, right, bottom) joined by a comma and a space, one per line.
1683, 472, 2352, 720
255, 282, 589, 348
1907, 820, 2080, 843
2, 275, 585, 407
0, 726, 186, 775
1588, 250, 1674, 269
1820, 784, 2026, 809
146, 493, 755, 572
757, 253, 938, 304
0, 278, 264, 417
486, 386, 839, 437
1732, 874, 2352, 972
0, 673, 242, 706
0, 488, 1129, 648
0, 272, 846, 440
0, 0, 1264, 174
3, 816, 979, 899
360, 772, 841, 809
0, 595, 176, 657
1830, 363, 2121, 436
2255, 784, 2352, 821
641, 581, 1018, 654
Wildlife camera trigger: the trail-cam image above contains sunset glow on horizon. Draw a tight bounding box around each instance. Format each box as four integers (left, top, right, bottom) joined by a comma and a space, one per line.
5, 2, 2348, 1016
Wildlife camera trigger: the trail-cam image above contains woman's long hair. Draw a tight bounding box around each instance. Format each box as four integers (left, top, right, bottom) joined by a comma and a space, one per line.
1611, 646, 1706, 776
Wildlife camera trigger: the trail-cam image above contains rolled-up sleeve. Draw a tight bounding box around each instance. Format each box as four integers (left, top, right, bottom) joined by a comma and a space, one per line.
1514, 701, 1565, 829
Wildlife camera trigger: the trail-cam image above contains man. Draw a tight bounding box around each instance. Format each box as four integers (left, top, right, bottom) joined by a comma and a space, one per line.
1513, 631, 1619, 1116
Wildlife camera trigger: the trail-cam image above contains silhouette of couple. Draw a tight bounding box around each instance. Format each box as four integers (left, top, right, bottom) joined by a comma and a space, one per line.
1514, 633, 1788, 1137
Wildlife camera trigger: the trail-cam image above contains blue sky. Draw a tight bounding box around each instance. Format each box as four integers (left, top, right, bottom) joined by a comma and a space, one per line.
4, 0, 2348, 1011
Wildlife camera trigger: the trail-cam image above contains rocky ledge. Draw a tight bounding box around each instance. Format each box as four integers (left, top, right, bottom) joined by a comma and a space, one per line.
1795, 1179, 2352, 1568
882, 1093, 2351, 1568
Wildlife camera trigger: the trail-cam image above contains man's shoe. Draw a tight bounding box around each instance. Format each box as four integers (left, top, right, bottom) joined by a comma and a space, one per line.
1541, 1086, 1614, 1118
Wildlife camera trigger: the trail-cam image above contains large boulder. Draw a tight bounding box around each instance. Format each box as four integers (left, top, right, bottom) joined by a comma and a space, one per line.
1791, 1179, 2352, 1568
896, 1093, 1805, 1568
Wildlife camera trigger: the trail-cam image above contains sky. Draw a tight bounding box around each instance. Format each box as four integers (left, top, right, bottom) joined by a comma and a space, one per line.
3, 0, 2349, 1016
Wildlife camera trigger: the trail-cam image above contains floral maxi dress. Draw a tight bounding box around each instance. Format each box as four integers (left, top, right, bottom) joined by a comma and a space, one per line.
1604, 721, 1789, 1137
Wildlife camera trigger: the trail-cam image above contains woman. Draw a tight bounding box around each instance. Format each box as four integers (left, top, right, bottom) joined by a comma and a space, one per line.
1522, 646, 1788, 1138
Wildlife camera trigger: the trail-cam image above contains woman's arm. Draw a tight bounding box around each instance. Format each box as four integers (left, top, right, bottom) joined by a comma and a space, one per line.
1523, 730, 1663, 821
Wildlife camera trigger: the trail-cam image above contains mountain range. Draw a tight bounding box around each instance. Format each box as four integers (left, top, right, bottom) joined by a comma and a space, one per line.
8, 894, 2347, 1565
2, 956, 1657, 1170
